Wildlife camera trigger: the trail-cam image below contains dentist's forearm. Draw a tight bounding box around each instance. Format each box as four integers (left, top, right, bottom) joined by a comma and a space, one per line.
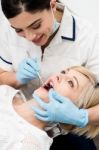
87, 104, 99, 125
0, 70, 22, 89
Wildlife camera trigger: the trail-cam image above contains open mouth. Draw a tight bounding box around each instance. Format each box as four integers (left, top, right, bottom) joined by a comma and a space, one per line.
43, 81, 54, 91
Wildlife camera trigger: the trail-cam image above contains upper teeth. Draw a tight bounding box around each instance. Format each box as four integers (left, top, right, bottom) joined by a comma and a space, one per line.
49, 81, 54, 88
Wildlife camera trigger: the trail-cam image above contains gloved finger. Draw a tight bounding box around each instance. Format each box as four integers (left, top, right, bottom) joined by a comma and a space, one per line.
48, 89, 63, 103
34, 114, 49, 122
32, 105, 47, 117
50, 89, 69, 103
48, 88, 56, 100
24, 65, 37, 76
20, 74, 34, 81
32, 57, 40, 72
27, 58, 40, 72
22, 69, 37, 79
33, 93, 47, 109
32, 57, 37, 62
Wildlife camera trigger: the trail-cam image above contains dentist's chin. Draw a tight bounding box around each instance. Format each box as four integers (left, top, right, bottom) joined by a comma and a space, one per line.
32, 35, 46, 46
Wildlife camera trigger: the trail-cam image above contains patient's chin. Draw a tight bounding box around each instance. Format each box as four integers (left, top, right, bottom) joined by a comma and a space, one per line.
34, 88, 49, 103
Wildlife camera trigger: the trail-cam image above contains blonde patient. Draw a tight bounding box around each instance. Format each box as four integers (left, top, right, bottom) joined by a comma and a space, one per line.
12, 65, 99, 139
32, 66, 99, 138
0, 66, 99, 149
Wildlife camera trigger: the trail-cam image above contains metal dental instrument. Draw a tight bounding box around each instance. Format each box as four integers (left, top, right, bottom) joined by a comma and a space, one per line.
27, 52, 43, 85
37, 72, 44, 85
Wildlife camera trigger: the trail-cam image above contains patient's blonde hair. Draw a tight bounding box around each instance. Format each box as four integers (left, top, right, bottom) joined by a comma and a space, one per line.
61, 66, 99, 139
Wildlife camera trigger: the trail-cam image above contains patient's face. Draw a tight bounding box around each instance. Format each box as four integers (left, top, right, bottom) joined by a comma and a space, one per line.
34, 69, 90, 103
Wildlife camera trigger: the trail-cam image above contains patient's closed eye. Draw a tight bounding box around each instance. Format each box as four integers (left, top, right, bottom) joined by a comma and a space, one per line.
68, 80, 74, 87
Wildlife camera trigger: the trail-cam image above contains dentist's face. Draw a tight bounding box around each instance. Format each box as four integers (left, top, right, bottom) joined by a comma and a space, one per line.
34, 68, 90, 103
9, 9, 54, 46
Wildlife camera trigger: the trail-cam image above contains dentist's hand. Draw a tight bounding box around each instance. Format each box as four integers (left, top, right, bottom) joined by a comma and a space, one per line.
32, 89, 88, 128
16, 58, 40, 84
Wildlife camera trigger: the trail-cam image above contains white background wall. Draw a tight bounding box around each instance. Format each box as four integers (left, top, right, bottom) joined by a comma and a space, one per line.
61, 0, 99, 32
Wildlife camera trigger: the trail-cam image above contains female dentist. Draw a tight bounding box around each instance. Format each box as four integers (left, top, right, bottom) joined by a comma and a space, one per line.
1, 0, 99, 149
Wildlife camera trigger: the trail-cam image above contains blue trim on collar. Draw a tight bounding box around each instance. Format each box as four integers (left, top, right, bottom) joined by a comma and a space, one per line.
0, 56, 12, 65
61, 16, 76, 41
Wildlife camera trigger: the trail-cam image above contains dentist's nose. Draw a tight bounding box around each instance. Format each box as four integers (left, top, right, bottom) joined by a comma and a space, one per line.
25, 30, 36, 41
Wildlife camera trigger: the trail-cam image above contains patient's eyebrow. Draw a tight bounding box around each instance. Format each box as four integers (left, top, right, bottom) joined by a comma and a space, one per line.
73, 76, 79, 88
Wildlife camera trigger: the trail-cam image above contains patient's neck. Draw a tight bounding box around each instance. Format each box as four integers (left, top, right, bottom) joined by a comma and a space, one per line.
13, 96, 47, 130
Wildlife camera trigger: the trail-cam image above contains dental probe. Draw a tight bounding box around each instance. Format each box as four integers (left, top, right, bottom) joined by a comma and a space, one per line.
37, 72, 44, 85
27, 52, 43, 85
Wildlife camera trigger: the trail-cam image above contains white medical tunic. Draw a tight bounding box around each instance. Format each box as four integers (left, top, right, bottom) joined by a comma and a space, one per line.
0, 4, 99, 95
0, 85, 53, 150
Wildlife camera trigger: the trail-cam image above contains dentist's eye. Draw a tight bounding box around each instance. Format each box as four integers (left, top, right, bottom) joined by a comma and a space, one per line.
68, 80, 74, 87
32, 23, 41, 30
15, 29, 23, 33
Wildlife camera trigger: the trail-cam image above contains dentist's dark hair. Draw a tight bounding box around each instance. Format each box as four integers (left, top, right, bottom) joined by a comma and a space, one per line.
1, 0, 55, 19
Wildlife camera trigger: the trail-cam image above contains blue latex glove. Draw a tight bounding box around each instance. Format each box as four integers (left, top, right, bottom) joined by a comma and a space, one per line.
16, 57, 40, 84
32, 89, 88, 128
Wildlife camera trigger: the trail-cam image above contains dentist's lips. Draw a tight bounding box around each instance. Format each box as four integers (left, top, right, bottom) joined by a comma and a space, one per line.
32, 34, 44, 43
